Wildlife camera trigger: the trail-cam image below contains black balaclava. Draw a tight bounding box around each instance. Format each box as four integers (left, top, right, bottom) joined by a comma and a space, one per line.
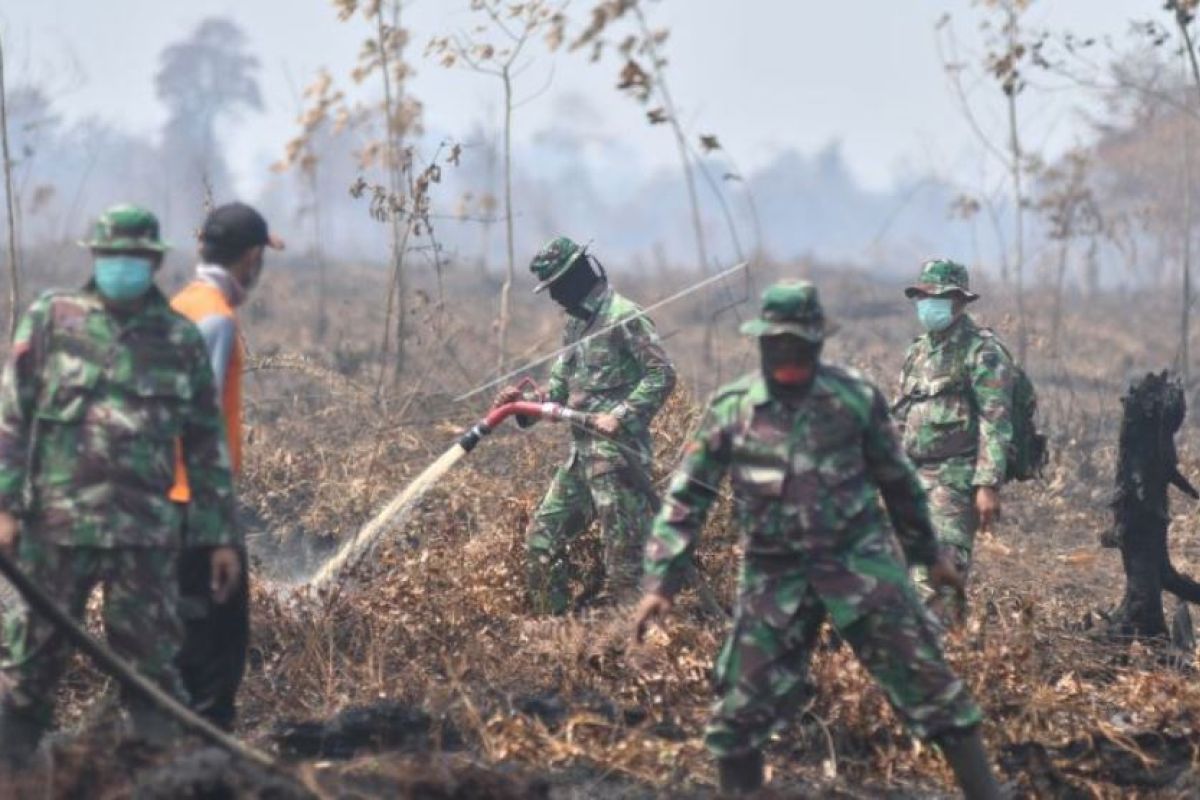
760, 334, 822, 402
548, 254, 602, 318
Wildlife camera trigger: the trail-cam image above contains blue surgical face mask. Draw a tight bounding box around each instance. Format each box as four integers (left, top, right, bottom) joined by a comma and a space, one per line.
916, 297, 956, 332
94, 255, 154, 301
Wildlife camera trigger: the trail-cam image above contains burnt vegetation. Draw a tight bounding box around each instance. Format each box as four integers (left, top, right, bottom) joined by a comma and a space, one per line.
10, 0, 1200, 798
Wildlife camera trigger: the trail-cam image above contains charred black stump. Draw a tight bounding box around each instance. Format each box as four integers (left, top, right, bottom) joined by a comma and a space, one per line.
1106, 371, 1200, 639
273, 702, 461, 760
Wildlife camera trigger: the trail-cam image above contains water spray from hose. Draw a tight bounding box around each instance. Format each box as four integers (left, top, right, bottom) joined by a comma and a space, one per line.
307, 399, 589, 591
309, 262, 751, 592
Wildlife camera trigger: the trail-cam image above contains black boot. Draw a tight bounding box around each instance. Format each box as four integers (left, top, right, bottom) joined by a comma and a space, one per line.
128, 702, 183, 748
0, 702, 44, 769
718, 749, 764, 795
935, 727, 1002, 800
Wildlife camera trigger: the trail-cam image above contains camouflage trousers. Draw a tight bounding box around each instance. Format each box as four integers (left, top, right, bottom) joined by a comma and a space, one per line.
705, 562, 982, 758
1, 538, 188, 727
912, 458, 980, 620
526, 454, 656, 615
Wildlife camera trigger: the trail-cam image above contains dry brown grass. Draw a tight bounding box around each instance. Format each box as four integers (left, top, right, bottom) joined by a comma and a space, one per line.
225, 262, 1200, 797
10, 255, 1200, 796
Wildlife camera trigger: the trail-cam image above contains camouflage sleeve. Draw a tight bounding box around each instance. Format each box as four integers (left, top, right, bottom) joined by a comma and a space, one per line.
545, 352, 569, 405
178, 332, 240, 547
862, 383, 939, 567
619, 315, 676, 420
970, 339, 1015, 487
642, 396, 732, 598
892, 342, 918, 431
0, 296, 51, 515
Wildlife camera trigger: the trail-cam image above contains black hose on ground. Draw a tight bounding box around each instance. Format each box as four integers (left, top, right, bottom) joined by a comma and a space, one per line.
0, 549, 279, 771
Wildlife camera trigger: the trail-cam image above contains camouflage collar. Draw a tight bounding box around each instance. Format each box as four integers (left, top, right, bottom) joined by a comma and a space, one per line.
748, 375, 772, 407
927, 312, 975, 345
81, 281, 174, 321
576, 283, 612, 323
748, 364, 834, 408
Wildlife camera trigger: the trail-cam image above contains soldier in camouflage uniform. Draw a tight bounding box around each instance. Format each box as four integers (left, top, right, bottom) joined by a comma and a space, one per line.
632, 281, 1001, 797
493, 237, 676, 615
0, 205, 240, 763
894, 260, 1014, 622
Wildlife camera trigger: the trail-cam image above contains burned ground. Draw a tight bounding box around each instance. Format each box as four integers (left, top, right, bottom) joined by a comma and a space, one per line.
4, 258, 1200, 798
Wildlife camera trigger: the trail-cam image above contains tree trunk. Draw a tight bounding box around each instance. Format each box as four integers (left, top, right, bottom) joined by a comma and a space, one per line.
1107, 371, 1200, 639
632, 5, 714, 373
1051, 238, 1069, 351
496, 66, 515, 371
309, 167, 328, 342
1181, 82, 1193, 387
1174, 7, 1200, 386
0, 33, 19, 340
376, 3, 407, 385
1005, 4, 1027, 364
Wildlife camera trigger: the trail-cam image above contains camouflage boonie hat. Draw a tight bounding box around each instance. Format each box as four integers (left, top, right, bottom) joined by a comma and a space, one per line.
740, 280, 837, 342
904, 259, 978, 301
530, 236, 588, 293
80, 203, 170, 254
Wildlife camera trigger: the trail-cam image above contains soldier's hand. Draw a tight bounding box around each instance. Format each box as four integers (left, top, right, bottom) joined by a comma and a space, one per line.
492, 388, 525, 412
632, 592, 673, 644
591, 413, 621, 437
0, 512, 17, 560
210, 546, 242, 604
975, 486, 1001, 534
927, 550, 965, 596
491, 386, 523, 410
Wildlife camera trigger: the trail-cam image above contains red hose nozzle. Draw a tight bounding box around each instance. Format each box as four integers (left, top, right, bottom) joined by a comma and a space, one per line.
458, 401, 587, 452
483, 400, 554, 428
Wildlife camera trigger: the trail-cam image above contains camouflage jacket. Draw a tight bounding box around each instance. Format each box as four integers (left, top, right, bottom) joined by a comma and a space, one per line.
543, 284, 676, 470
894, 314, 1014, 487
643, 365, 939, 622
0, 287, 238, 548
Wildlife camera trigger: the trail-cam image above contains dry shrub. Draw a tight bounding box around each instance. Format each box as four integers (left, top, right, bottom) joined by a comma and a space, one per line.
230, 360, 1200, 798
15, 260, 1200, 796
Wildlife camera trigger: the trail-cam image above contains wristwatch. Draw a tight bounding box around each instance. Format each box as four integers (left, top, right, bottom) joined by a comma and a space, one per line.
611, 403, 630, 421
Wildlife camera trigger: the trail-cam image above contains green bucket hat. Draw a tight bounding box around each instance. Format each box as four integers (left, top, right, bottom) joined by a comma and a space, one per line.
904, 258, 978, 301
530, 236, 588, 293
79, 203, 170, 254
739, 280, 837, 341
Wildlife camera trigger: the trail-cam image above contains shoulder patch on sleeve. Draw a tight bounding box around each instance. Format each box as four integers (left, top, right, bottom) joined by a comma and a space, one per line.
820, 365, 875, 425
710, 372, 756, 401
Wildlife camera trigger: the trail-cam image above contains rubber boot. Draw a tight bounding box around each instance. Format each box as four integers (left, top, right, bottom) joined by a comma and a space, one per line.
0, 702, 44, 769
936, 728, 1003, 800
128, 703, 183, 749
717, 749, 764, 796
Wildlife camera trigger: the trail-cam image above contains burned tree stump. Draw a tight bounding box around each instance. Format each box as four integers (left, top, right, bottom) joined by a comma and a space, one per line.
1105, 371, 1200, 639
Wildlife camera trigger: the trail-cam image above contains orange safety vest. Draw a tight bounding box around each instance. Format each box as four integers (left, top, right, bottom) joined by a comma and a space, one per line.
169, 281, 243, 503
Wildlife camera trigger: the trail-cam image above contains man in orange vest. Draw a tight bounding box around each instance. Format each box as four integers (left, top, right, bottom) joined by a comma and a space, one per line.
170, 202, 282, 728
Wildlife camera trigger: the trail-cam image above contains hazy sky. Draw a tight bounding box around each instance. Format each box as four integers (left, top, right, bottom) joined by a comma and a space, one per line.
1, 0, 1149, 199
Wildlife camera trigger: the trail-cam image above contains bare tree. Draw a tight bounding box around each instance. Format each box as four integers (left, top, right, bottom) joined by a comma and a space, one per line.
1168, 0, 1200, 383
0, 32, 17, 339
155, 18, 262, 231
276, 69, 348, 342
571, 0, 750, 372
1033, 148, 1102, 347
329, 0, 425, 384
1050, 15, 1200, 380
428, 1, 567, 370
997, 1, 1031, 362
936, 1, 1041, 362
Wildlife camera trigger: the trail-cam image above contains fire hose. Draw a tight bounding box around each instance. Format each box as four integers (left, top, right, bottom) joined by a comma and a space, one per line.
458, 399, 726, 618
457, 399, 590, 452
0, 549, 281, 772
312, 395, 725, 615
